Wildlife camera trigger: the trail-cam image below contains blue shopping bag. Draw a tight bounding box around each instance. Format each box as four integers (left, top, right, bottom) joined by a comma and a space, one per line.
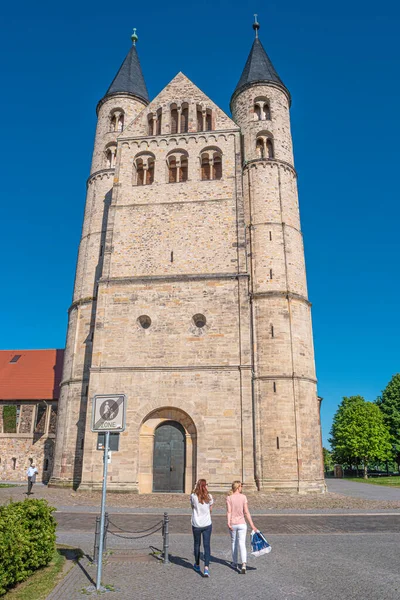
250, 530, 272, 557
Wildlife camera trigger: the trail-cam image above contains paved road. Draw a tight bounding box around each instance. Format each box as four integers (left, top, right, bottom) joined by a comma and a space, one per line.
326, 478, 400, 500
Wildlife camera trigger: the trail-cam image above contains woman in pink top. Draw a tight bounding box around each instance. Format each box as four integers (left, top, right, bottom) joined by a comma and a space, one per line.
226, 480, 257, 574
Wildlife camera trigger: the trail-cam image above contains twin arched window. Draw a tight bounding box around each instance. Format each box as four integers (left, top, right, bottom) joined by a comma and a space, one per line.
110, 111, 124, 132
254, 98, 270, 121
148, 109, 162, 136
170, 103, 189, 134
105, 145, 117, 168
135, 153, 155, 185
256, 134, 274, 159
197, 105, 212, 132
200, 150, 222, 180
168, 151, 188, 183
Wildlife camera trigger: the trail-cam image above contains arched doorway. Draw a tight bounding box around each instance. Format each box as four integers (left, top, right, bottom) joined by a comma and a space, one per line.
153, 421, 186, 493
138, 407, 197, 494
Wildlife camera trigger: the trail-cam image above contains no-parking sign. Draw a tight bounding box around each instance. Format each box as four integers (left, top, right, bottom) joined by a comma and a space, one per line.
91, 394, 126, 432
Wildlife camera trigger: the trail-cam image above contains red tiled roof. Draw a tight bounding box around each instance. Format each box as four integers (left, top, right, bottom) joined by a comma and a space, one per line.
0, 349, 64, 401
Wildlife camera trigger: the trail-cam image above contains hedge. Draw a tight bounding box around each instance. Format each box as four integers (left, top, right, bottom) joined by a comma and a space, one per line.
0, 499, 56, 596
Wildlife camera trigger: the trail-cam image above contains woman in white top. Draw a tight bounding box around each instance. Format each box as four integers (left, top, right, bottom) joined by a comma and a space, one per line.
190, 479, 213, 577
226, 480, 257, 574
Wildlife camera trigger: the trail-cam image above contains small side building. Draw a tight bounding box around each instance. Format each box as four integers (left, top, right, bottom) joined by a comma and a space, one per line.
0, 349, 63, 482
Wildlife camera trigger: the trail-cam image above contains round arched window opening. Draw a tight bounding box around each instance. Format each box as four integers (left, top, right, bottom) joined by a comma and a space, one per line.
193, 314, 206, 328
138, 315, 151, 329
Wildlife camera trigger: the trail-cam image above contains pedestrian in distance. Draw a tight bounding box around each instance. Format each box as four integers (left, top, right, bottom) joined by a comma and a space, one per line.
226, 480, 258, 574
190, 479, 213, 577
26, 463, 38, 495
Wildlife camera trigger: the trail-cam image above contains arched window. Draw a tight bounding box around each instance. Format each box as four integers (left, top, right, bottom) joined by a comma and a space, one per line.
256, 138, 265, 159
196, 106, 213, 132
180, 157, 188, 182
167, 151, 188, 183
205, 110, 212, 131
134, 153, 155, 186
168, 156, 177, 183
105, 145, 117, 168
254, 98, 271, 121
110, 111, 124, 132
201, 155, 210, 180
136, 158, 144, 185
256, 135, 274, 159
200, 149, 223, 180
267, 138, 274, 159
170, 105, 178, 134
213, 154, 222, 179
146, 159, 155, 184
181, 103, 189, 133
148, 114, 155, 136
197, 108, 203, 132
156, 109, 162, 135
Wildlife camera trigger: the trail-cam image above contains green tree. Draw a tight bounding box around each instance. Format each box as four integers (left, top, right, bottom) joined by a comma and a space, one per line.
376, 374, 400, 473
329, 395, 392, 478
322, 447, 334, 473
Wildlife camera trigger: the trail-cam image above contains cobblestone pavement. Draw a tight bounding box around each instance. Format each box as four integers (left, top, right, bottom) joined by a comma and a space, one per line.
2, 481, 400, 512
47, 531, 400, 600
326, 478, 400, 500
55, 511, 400, 535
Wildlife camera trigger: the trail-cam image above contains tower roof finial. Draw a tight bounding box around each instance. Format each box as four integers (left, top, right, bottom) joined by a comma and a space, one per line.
131, 27, 138, 46
253, 14, 260, 38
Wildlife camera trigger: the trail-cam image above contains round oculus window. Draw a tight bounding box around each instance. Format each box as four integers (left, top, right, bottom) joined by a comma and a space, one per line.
138, 315, 151, 329
193, 314, 206, 328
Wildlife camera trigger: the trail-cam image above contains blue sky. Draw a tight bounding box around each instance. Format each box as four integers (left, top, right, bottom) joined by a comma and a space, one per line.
0, 1, 399, 446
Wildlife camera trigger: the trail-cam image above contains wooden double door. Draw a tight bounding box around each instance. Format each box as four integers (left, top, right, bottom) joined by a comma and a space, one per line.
153, 421, 186, 493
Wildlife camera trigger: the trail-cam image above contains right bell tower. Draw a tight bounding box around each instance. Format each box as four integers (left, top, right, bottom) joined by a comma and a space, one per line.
231, 18, 325, 493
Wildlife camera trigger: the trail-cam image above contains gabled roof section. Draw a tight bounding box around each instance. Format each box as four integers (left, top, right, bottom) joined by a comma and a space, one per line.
0, 349, 64, 400
232, 38, 290, 104
122, 72, 238, 137
104, 42, 149, 104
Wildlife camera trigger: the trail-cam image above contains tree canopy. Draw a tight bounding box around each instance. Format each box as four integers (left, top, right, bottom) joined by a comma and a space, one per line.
329, 395, 392, 478
323, 447, 334, 472
376, 373, 400, 471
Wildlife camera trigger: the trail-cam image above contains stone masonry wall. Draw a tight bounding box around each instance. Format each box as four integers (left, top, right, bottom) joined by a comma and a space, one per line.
232, 81, 324, 492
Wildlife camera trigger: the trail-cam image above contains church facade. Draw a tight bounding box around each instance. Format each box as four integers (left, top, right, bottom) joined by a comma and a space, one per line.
51, 23, 325, 493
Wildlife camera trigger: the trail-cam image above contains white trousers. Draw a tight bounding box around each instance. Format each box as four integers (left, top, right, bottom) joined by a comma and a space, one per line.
230, 523, 247, 564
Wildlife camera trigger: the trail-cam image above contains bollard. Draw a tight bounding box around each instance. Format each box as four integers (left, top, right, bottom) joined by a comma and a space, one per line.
94, 516, 100, 562
163, 512, 169, 564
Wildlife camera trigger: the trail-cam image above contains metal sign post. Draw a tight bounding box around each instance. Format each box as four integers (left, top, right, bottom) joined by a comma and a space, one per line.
96, 430, 109, 591
91, 394, 126, 592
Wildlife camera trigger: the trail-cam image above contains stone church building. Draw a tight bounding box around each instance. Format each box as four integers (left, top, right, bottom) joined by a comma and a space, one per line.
50, 22, 325, 493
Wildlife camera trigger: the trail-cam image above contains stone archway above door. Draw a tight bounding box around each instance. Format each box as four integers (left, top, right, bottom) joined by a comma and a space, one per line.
138, 407, 197, 494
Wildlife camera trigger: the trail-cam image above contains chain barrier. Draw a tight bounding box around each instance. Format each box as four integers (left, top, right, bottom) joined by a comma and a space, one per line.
93, 512, 169, 564
107, 519, 163, 535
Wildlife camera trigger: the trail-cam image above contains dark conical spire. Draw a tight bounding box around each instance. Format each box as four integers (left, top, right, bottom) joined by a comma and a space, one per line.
232, 21, 290, 104
104, 29, 149, 103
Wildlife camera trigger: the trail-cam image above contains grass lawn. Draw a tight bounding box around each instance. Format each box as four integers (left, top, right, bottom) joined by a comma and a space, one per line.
0, 484, 16, 488
346, 476, 400, 487
4, 547, 79, 600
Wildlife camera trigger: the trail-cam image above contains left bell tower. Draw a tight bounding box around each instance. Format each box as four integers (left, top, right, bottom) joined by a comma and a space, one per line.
51, 29, 149, 488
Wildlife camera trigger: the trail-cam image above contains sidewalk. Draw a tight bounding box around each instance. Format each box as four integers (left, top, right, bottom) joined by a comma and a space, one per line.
47, 531, 400, 600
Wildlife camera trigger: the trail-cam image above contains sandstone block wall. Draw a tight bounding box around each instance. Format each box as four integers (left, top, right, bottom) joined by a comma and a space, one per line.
52, 63, 324, 493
